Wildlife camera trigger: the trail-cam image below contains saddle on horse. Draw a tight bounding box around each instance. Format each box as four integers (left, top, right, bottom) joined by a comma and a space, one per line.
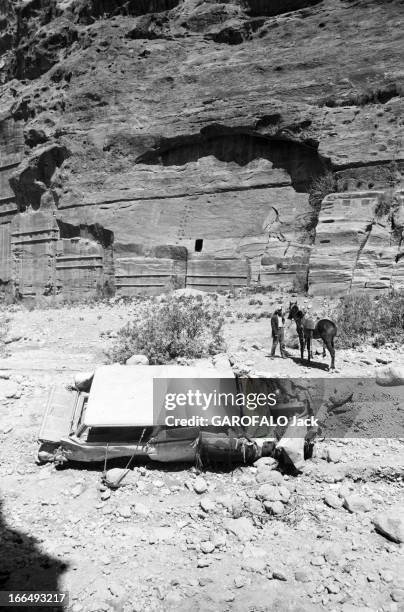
302, 315, 316, 331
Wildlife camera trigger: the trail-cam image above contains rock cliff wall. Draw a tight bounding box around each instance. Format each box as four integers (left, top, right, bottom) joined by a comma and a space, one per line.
0, 0, 402, 300
309, 189, 404, 295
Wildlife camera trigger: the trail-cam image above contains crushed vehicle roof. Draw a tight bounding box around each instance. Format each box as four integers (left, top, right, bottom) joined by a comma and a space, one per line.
83, 364, 236, 428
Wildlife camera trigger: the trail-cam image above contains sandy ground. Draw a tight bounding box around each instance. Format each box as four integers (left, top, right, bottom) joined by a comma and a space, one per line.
0, 292, 403, 612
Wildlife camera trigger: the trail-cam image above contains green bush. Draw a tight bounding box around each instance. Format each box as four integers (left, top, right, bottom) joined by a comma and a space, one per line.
106, 294, 226, 365
333, 291, 404, 348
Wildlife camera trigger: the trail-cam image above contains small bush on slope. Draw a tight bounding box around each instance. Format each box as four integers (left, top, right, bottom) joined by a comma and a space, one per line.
106, 294, 225, 364
332, 291, 404, 348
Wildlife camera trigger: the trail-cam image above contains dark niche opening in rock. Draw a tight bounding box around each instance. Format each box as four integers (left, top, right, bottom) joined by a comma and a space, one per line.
195, 239, 203, 252
76, 0, 180, 22
136, 131, 329, 192
242, 0, 322, 17
57, 220, 114, 249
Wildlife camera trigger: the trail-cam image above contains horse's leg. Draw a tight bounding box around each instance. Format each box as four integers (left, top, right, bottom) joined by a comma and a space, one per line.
330, 337, 336, 370
307, 334, 311, 363
299, 332, 304, 362
309, 331, 313, 360
322, 340, 326, 358
324, 337, 336, 370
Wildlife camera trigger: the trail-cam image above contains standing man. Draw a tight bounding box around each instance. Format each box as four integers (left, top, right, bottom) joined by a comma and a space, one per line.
271, 305, 286, 358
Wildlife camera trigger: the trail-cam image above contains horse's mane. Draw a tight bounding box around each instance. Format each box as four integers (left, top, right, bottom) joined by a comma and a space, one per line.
291, 304, 304, 319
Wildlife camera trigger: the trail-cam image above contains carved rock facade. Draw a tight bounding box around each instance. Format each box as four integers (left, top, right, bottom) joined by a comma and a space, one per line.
0, 0, 403, 301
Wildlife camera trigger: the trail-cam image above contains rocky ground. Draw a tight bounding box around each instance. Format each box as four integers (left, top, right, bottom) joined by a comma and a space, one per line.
0, 290, 403, 612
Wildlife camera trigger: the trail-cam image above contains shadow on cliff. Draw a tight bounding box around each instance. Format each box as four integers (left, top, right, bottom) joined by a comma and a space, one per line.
0, 498, 68, 611
136, 129, 330, 192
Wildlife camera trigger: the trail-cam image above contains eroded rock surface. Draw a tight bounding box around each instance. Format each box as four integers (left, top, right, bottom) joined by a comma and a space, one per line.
0, 0, 403, 300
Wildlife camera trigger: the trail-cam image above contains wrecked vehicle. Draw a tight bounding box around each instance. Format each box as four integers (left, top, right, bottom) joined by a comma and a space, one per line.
37, 364, 314, 467
38, 364, 249, 465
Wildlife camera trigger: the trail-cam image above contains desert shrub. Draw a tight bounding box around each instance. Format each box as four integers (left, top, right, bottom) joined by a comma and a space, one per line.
249, 285, 276, 294
309, 171, 341, 211
374, 189, 399, 219
307, 171, 344, 233
0, 313, 10, 354
106, 294, 225, 364
333, 291, 404, 348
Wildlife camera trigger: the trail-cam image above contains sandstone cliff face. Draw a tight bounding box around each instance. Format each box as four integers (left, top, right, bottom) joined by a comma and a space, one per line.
309, 189, 404, 295
0, 0, 403, 299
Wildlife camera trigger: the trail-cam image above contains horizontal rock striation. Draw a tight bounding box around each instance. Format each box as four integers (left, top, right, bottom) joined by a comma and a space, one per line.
0, 0, 402, 300
309, 190, 404, 296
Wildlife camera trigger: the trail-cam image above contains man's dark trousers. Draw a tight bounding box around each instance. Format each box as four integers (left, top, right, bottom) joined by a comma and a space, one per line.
271, 328, 286, 357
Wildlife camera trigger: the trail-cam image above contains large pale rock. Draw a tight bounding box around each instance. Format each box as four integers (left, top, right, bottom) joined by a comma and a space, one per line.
223, 517, 255, 542
375, 365, 404, 387
126, 354, 149, 366
343, 494, 371, 513
373, 508, 404, 543
276, 424, 306, 471
256, 484, 282, 502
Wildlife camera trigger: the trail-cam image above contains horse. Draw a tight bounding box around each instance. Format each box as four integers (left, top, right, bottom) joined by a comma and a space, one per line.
288, 302, 337, 370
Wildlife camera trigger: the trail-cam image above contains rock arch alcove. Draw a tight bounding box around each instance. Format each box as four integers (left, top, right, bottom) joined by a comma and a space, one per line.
131, 129, 329, 291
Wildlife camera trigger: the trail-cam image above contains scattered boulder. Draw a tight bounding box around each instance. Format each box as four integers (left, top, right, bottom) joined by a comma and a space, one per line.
104, 468, 130, 489
264, 501, 284, 515
324, 493, 343, 509
278, 486, 291, 503
343, 494, 371, 513
118, 505, 132, 519
391, 589, 404, 602
373, 507, 404, 543
2, 381, 20, 399
193, 477, 208, 494
257, 484, 282, 502
232, 499, 245, 518
200, 541, 215, 554
234, 575, 247, 588
246, 498, 263, 516
4, 332, 22, 344
376, 365, 404, 386
276, 425, 306, 472
272, 570, 287, 581
211, 353, 233, 373
210, 532, 226, 549
165, 590, 182, 605
126, 354, 149, 366
254, 457, 278, 471
133, 503, 148, 516
241, 557, 266, 572
172, 288, 205, 297
325, 447, 343, 463
265, 471, 284, 485
200, 497, 215, 513
71, 483, 86, 498
223, 517, 255, 542
295, 570, 311, 583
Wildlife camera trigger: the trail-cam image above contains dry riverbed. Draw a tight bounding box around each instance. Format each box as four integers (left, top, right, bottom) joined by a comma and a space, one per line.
0, 292, 403, 612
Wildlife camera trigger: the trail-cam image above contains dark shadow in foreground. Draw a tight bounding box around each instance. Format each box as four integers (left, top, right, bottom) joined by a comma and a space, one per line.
0, 498, 68, 611
290, 356, 330, 371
